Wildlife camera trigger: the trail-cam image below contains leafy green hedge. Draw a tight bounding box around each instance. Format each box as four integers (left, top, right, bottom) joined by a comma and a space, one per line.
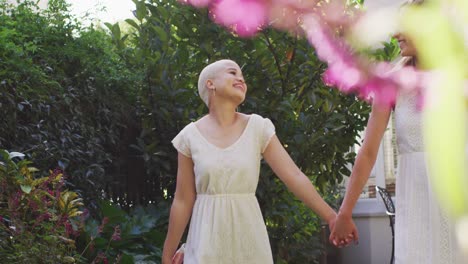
0, 0, 140, 210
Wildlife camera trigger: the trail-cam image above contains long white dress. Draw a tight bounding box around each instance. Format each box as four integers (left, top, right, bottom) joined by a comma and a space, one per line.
172, 114, 275, 264
394, 90, 459, 263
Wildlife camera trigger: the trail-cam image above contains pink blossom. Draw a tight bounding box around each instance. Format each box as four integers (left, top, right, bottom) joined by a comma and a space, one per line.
272, 0, 317, 9
186, 0, 426, 107
318, 0, 355, 28
323, 63, 362, 92
28, 200, 38, 211
268, 4, 302, 32
9, 191, 22, 209
42, 212, 51, 220
362, 77, 397, 107
80, 208, 90, 225
89, 242, 95, 252
211, 0, 268, 37
111, 225, 121, 241
97, 217, 109, 234
303, 15, 352, 64
180, 0, 214, 7
395, 66, 423, 91
64, 221, 74, 236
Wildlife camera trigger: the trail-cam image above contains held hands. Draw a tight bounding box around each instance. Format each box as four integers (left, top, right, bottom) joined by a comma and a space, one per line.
329, 212, 359, 248
172, 244, 185, 264
162, 251, 184, 264
162, 244, 185, 264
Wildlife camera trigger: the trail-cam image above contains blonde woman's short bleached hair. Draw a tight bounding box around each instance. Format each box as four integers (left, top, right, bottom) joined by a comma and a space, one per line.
197, 59, 238, 106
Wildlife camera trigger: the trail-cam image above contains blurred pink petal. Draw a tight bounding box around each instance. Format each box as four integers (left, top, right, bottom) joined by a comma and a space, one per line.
303, 15, 351, 63
324, 63, 362, 92
186, 0, 424, 107
189, 0, 214, 7
211, 0, 268, 37
360, 76, 398, 107
318, 0, 353, 28
269, 4, 301, 31
273, 0, 317, 9
395, 66, 426, 92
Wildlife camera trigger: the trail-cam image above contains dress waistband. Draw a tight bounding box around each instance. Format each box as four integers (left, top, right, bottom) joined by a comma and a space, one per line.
197, 193, 255, 198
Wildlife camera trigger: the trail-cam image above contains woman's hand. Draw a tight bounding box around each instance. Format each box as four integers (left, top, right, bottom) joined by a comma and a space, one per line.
329, 212, 359, 247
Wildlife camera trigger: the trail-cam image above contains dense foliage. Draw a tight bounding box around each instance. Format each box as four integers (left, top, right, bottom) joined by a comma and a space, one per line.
0, 0, 140, 211
0, 0, 375, 262
0, 150, 83, 263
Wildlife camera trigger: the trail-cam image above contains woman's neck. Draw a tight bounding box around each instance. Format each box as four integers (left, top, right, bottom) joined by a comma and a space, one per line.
208, 104, 239, 127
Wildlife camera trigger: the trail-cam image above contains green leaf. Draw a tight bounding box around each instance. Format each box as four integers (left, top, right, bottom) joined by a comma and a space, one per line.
104, 22, 113, 32
99, 200, 127, 223
135, 1, 147, 21
20, 184, 32, 194
93, 237, 108, 248
152, 25, 168, 42
120, 254, 134, 264
112, 23, 121, 40
125, 19, 140, 30
8, 152, 25, 159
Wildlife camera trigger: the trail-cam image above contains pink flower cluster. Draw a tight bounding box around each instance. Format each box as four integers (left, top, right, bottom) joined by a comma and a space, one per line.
181, 0, 426, 106
179, 0, 318, 37
303, 15, 425, 106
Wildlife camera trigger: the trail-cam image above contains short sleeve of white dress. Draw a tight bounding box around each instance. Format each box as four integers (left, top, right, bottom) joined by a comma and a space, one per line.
171, 125, 192, 158
260, 117, 276, 153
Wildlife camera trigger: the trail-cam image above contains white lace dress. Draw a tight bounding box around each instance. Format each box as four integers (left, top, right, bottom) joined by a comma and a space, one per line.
172, 114, 275, 264
394, 90, 459, 263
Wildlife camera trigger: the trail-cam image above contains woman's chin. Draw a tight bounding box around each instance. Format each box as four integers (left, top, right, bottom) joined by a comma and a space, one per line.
400, 49, 416, 58
232, 95, 246, 106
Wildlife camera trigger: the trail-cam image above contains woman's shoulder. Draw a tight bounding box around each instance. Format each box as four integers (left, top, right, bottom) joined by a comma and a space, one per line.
247, 113, 268, 121
192, 115, 210, 127
248, 113, 274, 125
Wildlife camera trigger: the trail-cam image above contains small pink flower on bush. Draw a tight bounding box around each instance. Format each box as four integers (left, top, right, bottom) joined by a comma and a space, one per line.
97, 217, 109, 234
111, 225, 121, 241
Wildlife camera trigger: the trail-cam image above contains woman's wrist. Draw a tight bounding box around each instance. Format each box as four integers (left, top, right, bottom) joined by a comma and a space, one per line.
162, 247, 174, 263
323, 209, 337, 224
338, 207, 353, 218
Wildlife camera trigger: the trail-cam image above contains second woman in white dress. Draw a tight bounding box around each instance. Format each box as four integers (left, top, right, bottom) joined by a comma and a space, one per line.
329, 1, 460, 262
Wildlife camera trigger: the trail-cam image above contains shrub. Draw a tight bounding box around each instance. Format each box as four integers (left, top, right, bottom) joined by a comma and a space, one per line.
0, 149, 84, 263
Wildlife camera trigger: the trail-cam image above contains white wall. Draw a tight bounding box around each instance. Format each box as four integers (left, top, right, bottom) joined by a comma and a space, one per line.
337, 199, 394, 264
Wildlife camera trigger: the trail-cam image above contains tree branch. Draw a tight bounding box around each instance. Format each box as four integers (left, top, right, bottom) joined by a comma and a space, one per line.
285, 34, 298, 90
262, 31, 286, 94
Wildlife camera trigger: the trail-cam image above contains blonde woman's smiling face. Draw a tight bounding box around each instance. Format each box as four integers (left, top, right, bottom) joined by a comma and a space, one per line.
209, 61, 247, 105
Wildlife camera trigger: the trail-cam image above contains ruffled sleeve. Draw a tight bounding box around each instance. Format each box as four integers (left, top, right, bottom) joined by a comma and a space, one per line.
261, 117, 276, 153
172, 124, 192, 158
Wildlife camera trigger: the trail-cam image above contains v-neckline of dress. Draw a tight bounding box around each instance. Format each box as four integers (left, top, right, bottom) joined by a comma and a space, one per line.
192, 115, 254, 151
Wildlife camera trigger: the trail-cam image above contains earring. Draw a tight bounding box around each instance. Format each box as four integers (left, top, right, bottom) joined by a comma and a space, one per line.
212, 87, 216, 97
